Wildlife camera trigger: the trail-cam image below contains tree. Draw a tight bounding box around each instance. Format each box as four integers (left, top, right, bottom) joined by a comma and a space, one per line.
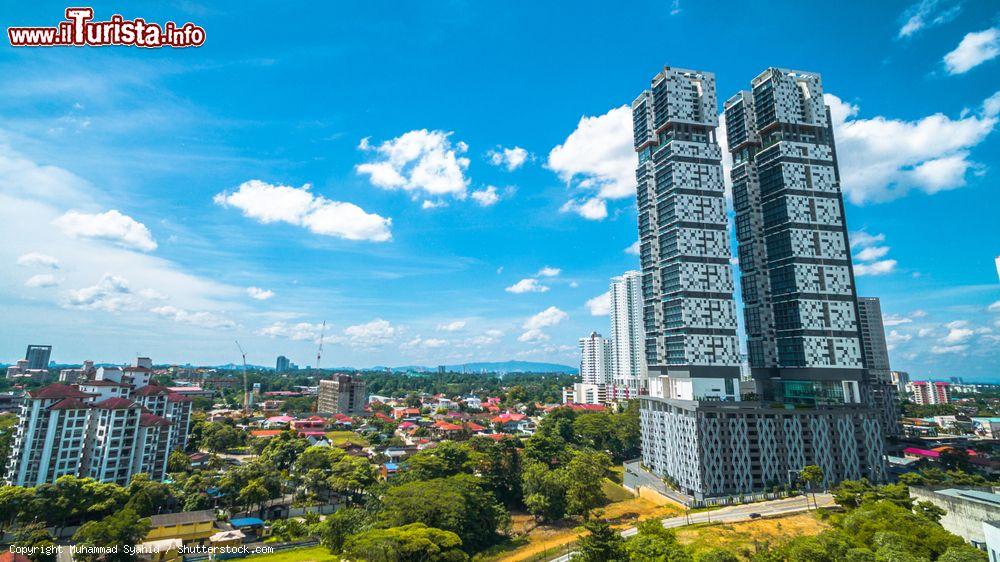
468, 436, 522, 507
913, 500, 946, 523
938, 544, 989, 562
125, 474, 174, 517
202, 421, 246, 453
404, 441, 472, 480
239, 479, 271, 517
319, 507, 368, 553
522, 460, 568, 522
799, 465, 824, 510
344, 523, 468, 562
72, 508, 152, 562
0, 485, 34, 536
562, 450, 610, 518
13, 522, 57, 562
574, 519, 627, 562
167, 451, 191, 473
625, 519, 692, 562
378, 474, 508, 552
328, 455, 377, 505
695, 549, 739, 562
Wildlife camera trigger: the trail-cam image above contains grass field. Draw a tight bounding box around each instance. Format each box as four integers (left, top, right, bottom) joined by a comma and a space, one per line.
245, 546, 338, 562
677, 512, 830, 558
480, 480, 683, 562
325, 430, 369, 447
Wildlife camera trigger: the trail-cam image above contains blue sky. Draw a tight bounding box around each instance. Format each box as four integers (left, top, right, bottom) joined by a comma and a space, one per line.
1, 1, 998, 379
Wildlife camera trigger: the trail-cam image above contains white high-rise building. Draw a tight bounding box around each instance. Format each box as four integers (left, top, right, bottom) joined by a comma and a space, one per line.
579, 331, 612, 386
610, 271, 647, 400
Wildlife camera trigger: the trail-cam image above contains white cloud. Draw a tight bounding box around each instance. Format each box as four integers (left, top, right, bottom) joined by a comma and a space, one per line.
586, 291, 611, 316
988, 300, 1000, 312
942, 321, 974, 344
344, 318, 396, 347
53, 209, 157, 252
855, 246, 891, 262
883, 314, 913, 327
214, 179, 391, 242
854, 260, 897, 277
246, 286, 275, 301
519, 306, 567, 343
548, 105, 635, 218
943, 28, 1000, 74
64, 273, 138, 312
488, 146, 530, 171
886, 330, 912, 350
898, 0, 961, 38
537, 266, 561, 277
257, 321, 329, 342
403, 336, 449, 349
560, 197, 608, 221
932, 344, 968, 354
437, 320, 466, 332
825, 91, 998, 204
851, 231, 898, 276
625, 240, 640, 256
421, 200, 448, 210
849, 231, 886, 248
506, 278, 549, 294
25, 274, 59, 288
470, 186, 500, 207
356, 130, 470, 199
151, 305, 235, 330
17, 252, 60, 268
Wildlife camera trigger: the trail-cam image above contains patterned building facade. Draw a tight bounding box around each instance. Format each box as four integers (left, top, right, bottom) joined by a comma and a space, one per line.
635, 66, 886, 503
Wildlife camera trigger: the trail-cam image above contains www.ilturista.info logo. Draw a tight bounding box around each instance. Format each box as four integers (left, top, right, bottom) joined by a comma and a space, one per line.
8, 7, 205, 48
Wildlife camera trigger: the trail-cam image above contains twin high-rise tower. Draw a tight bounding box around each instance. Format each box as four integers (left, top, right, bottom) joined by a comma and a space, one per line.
634, 67, 886, 502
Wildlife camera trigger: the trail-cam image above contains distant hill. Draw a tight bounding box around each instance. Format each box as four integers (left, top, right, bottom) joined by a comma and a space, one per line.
444, 361, 577, 374
371, 361, 577, 374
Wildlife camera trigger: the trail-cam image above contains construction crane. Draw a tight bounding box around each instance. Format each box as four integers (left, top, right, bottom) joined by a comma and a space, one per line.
235, 340, 250, 415
315, 321, 326, 374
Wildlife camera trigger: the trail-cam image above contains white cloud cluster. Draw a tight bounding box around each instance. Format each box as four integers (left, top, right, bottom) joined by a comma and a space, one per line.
17, 252, 60, 268
850, 231, 897, 277
586, 291, 611, 316
826, 91, 998, 204
944, 28, 999, 74
898, 0, 961, 38
64, 273, 137, 312
437, 320, 466, 332
402, 336, 448, 349
53, 209, 157, 252
506, 278, 549, 294
518, 306, 567, 343
548, 105, 635, 220
488, 146, 530, 171
257, 321, 328, 342
357, 130, 470, 201
246, 286, 275, 301
25, 274, 59, 288
214, 180, 391, 242
343, 318, 397, 347
471, 186, 501, 207
537, 266, 561, 277
625, 240, 641, 256
151, 305, 235, 330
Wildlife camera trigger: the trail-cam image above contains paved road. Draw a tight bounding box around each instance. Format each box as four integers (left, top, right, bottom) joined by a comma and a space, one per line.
549, 493, 835, 562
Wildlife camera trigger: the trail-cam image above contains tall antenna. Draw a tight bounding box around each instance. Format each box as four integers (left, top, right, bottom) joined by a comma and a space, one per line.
316, 321, 326, 374
235, 340, 250, 415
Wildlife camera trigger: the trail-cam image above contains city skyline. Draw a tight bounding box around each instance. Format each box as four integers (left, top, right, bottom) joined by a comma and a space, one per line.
1, 1, 999, 379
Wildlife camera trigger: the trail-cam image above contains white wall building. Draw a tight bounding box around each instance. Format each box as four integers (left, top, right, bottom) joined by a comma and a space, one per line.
579, 331, 613, 386
610, 270, 647, 400
4, 358, 189, 487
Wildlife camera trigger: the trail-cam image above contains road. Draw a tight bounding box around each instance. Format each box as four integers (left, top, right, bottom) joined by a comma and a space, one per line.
549, 493, 835, 562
